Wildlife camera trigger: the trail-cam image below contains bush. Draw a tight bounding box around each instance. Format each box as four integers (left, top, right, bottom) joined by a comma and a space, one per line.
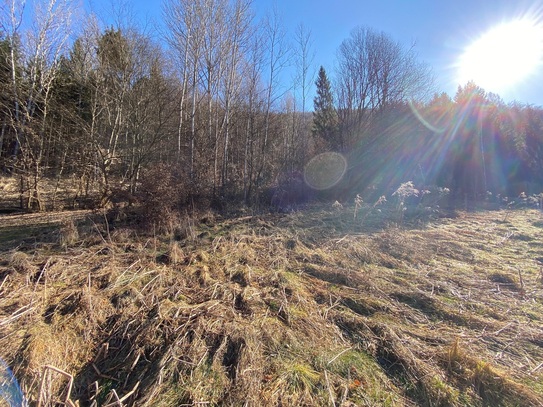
269, 171, 310, 212
137, 164, 188, 233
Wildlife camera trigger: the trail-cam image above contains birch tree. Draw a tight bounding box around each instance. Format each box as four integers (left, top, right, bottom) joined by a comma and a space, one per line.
292, 23, 314, 165
1, 0, 77, 209
0, 0, 25, 162
218, 0, 252, 194
240, 31, 265, 204
164, 0, 205, 186
255, 8, 289, 190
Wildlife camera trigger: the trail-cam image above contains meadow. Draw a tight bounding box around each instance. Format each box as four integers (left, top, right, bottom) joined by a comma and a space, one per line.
1, 188, 543, 406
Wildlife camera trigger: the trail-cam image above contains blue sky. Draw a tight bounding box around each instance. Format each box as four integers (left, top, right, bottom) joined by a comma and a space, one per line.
86, 0, 543, 106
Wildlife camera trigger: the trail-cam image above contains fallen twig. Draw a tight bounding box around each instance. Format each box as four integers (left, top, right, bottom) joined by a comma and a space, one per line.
324, 370, 335, 407
92, 363, 119, 382
103, 381, 140, 407
494, 322, 515, 336
33, 257, 51, 291
327, 347, 353, 365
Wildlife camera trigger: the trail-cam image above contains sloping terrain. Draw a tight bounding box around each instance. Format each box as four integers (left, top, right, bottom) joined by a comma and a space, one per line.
1, 205, 543, 406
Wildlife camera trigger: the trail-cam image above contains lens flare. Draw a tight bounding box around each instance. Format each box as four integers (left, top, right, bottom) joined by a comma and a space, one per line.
457, 19, 543, 93
408, 100, 446, 134
304, 152, 347, 190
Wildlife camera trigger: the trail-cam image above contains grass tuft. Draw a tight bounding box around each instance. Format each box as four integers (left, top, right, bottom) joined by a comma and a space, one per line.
59, 220, 79, 249
8, 251, 35, 274
167, 241, 184, 265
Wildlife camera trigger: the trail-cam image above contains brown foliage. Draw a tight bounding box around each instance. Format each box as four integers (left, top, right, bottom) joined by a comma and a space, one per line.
137, 164, 188, 233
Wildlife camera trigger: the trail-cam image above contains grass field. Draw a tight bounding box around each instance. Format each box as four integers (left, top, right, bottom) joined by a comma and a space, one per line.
1, 202, 543, 406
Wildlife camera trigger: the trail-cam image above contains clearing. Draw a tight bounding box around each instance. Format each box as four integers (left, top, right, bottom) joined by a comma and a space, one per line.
1, 204, 543, 406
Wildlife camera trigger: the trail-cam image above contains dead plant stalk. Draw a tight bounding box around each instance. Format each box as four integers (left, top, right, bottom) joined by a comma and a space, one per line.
37, 365, 74, 407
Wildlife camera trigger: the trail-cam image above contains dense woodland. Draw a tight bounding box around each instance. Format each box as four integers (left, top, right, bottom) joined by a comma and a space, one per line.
1, 0, 543, 214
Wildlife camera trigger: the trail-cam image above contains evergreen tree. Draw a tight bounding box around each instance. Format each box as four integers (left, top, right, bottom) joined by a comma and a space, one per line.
312, 66, 339, 150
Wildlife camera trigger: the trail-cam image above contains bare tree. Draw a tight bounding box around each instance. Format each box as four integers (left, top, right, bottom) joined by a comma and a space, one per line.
86, 22, 176, 203
218, 0, 252, 194
255, 7, 289, 190
165, 0, 223, 192
290, 23, 315, 167
1, 0, 25, 161
1, 0, 78, 209
163, 0, 197, 165
124, 37, 175, 193
240, 31, 266, 204
165, 0, 254, 200
0, 0, 25, 167
336, 26, 432, 147
293, 23, 315, 117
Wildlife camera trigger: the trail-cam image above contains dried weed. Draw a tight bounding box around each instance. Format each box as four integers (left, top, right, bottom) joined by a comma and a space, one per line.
59, 220, 79, 249
1, 207, 543, 406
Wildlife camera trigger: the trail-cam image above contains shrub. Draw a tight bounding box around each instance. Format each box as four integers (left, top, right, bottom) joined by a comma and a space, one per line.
270, 171, 309, 212
137, 164, 188, 234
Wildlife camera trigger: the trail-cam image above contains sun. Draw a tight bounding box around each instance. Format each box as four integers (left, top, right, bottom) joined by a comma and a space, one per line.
457, 19, 543, 93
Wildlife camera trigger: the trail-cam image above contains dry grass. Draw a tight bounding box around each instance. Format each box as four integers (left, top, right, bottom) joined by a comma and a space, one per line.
0, 176, 20, 210
1, 205, 543, 406
0, 175, 102, 212
59, 220, 79, 249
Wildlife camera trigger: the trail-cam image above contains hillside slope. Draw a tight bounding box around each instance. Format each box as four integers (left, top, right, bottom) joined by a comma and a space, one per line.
1, 206, 543, 406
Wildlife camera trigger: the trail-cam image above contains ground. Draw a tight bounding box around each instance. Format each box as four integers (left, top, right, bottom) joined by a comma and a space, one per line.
1, 202, 543, 406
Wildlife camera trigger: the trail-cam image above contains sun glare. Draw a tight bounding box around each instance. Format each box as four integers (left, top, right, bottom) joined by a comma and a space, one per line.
457, 19, 543, 93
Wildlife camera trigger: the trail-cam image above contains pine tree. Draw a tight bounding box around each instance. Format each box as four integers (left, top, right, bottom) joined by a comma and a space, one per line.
312, 66, 339, 150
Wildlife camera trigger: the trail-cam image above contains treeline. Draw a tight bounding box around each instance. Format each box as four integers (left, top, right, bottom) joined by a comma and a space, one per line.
0, 0, 542, 213
0, 0, 313, 211
326, 83, 543, 205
